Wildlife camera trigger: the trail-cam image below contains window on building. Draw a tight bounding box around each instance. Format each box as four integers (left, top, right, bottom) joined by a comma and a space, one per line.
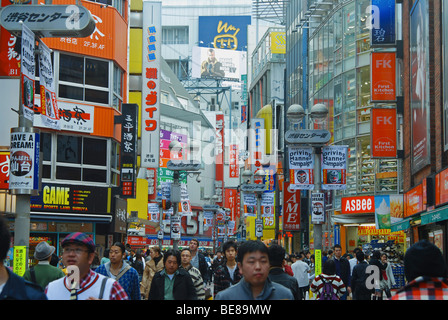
41, 132, 118, 185
162, 26, 189, 45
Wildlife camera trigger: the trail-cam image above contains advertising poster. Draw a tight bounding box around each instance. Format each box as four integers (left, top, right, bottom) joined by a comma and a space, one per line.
289, 146, 314, 190
370, 0, 396, 46
21, 23, 36, 122
9, 130, 40, 193
178, 183, 192, 217
410, 0, 430, 173
374, 195, 404, 229
243, 192, 257, 217
371, 108, 397, 157
261, 192, 274, 218
322, 145, 347, 190
119, 104, 138, 198
435, 168, 448, 206
404, 184, 425, 217
38, 41, 60, 130
191, 46, 246, 82
148, 203, 159, 223
170, 215, 181, 240
283, 182, 301, 231
371, 52, 396, 102
311, 192, 325, 224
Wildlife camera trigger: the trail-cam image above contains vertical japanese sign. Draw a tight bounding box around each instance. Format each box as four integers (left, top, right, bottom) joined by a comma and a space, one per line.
371, 52, 396, 102
371, 108, 397, 157
215, 113, 224, 205
120, 104, 138, 198
229, 144, 239, 178
283, 182, 301, 231
250, 118, 265, 175
13, 246, 27, 277
225, 188, 238, 235
9, 129, 40, 194
141, 1, 161, 168
288, 146, 314, 190
370, 0, 396, 46
321, 145, 347, 190
38, 41, 60, 130
21, 23, 35, 122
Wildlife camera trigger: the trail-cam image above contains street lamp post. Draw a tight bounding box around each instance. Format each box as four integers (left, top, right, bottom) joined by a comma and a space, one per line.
241, 169, 266, 241
285, 103, 329, 254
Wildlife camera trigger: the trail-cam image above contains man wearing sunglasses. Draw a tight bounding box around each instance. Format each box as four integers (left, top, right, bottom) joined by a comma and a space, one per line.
45, 232, 128, 300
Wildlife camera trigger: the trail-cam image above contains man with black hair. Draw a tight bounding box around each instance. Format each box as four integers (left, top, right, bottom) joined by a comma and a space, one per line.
391, 240, 448, 300
148, 249, 197, 300
0, 217, 47, 300
267, 244, 300, 300
350, 251, 372, 300
213, 240, 242, 297
215, 240, 293, 300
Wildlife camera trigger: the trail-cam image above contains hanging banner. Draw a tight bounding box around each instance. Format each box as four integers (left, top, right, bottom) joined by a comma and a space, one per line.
283, 182, 301, 231
170, 215, 181, 240
229, 144, 239, 178
9, 128, 40, 195
178, 183, 192, 217
374, 194, 404, 229
120, 104, 138, 198
370, 0, 396, 46
289, 146, 314, 190
148, 203, 159, 223
243, 192, 257, 217
371, 108, 397, 158
215, 114, 224, 205
311, 192, 325, 224
141, 1, 161, 168
21, 23, 35, 122
38, 40, 60, 130
371, 52, 396, 102
322, 145, 347, 190
261, 192, 274, 218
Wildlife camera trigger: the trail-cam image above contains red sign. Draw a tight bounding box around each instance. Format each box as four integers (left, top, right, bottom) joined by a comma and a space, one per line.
371, 108, 397, 157
229, 144, 239, 178
371, 52, 396, 101
283, 182, 301, 231
436, 168, 448, 206
404, 184, 425, 217
341, 196, 375, 214
0, 152, 9, 189
215, 114, 224, 205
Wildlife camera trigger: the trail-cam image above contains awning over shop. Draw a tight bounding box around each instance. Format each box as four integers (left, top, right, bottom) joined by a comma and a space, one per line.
421, 205, 448, 225
31, 211, 112, 223
331, 213, 375, 225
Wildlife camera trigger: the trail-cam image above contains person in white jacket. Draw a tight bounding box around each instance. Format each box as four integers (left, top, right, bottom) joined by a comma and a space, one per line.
380, 252, 396, 299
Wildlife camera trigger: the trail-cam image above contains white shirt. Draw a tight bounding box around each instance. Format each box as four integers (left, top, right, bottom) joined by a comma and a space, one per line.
291, 260, 310, 288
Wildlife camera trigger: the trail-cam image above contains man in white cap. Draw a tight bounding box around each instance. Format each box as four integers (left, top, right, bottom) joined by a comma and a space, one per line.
23, 241, 65, 290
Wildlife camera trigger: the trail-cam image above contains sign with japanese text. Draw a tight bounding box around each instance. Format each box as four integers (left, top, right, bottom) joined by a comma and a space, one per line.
141, 1, 161, 168
243, 192, 257, 217
0, 152, 9, 189
13, 246, 27, 277
370, 0, 396, 46
9, 129, 40, 194
56, 101, 94, 133
21, 23, 35, 122
371, 108, 397, 158
322, 145, 347, 190
371, 52, 396, 102
229, 144, 239, 178
250, 118, 265, 175
0, 0, 23, 76
404, 184, 425, 218
435, 167, 448, 207
38, 40, 60, 130
120, 104, 138, 198
283, 182, 301, 231
215, 113, 224, 205
311, 192, 325, 224
225, 188, 239, 235
289, 146, 314, 190
178, 183, 192, 217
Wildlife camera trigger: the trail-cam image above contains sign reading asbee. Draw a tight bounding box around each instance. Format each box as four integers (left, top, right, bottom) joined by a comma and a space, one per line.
0, 5, 95, 38
342, 196, 375, 214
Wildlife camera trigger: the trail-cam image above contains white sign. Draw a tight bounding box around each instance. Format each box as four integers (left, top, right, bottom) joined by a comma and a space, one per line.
289, 146, 314, 190
321, 145, 348, 190
141, 1, 161, 168
178, 183, 192, 217
9, 130, 40, 193
311, 192, 325, 224
243, 192, 257, 217
170, 215, 181, 240
148, 203, 159, 222
38, 41, 60, 131
21, 24, 35, 122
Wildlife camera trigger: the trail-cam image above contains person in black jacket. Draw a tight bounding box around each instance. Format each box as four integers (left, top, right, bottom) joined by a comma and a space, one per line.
0, 217, 47, 300
369, 250, 386, 300
147, 249, 197, 300
189, 239, 208, 280
350, 251, 372, 300
267, 244, 300, 300
332, 244, 351, 300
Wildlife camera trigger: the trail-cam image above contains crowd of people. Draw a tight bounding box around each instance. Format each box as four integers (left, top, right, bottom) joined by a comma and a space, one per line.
0, 216, 448, 300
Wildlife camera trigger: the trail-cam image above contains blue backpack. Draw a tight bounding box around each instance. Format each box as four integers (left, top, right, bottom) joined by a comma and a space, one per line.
319, 275, 338, 300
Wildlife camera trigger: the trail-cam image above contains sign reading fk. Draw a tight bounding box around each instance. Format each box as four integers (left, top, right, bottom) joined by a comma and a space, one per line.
371, 52, 396, 102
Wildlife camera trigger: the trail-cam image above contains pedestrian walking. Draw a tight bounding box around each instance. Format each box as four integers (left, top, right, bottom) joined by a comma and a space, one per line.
95, 242, 140, 300
45, 232, 128, 300
213, 240, 242, 297
23, 241, 65, 290
189, 239, 208, 280
148, 249, 197, 300
215, 240, 294, 300
350, 251, 372, 300
180, 248, 205, 300
132, 250, 145, 283
0, 217, 47, 300
331, 244, 351, 300
140, 246, 164, 299
267, 244, 300, 300
369, 250, 385, 300
310, 259, 346, 300
291, 252, 310, 299
391, 240, 448, 300
380, 252, 395, 299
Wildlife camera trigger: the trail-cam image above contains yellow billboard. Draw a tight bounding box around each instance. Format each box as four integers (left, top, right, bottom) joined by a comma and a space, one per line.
270, 32, 286, 54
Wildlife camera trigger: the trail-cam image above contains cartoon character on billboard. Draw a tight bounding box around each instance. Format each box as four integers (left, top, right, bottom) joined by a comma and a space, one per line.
200, 48, 225, 78
327, 169, 342, 184
296, 170, 309, 184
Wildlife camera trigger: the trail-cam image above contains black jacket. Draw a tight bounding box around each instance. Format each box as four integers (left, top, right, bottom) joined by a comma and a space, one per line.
0, 268, 47, 300
268, 267, 300, 300
195, 252, 208, 280
332, 256, 351, 287
148, 268, 197, 300
350, 261, 372, 297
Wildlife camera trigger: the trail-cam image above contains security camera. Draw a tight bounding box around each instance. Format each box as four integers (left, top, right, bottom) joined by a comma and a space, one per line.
196, 175, 202, 183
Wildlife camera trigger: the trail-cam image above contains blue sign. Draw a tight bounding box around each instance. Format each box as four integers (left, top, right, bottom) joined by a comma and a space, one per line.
370, 0, 396, 46
198, 16, 251, 51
